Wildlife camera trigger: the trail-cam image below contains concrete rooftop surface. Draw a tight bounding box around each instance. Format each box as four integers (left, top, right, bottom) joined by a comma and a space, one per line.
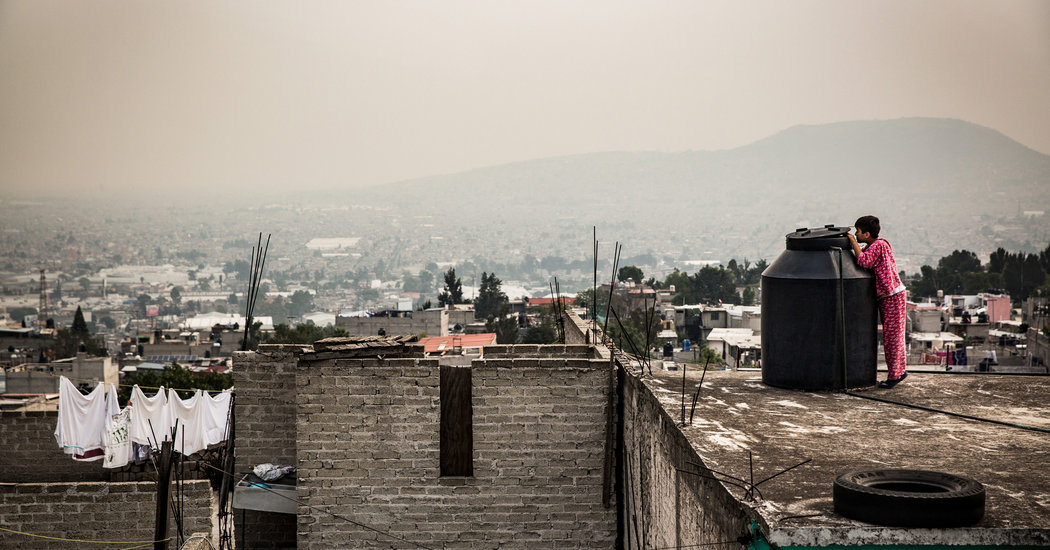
644, 368, 1050, 547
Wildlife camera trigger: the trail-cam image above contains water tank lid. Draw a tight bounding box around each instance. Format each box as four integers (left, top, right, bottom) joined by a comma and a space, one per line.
784, 225, 852, 251
787, 225, 849, 240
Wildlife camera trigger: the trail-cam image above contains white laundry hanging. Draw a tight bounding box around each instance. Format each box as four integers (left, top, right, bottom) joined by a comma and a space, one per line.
167, 388, 209, 456
202, 389, 233, 447
128, 385, 171, 446
59, 380, 234, 466
54, 376, 118, 461
103, 407, 133, 469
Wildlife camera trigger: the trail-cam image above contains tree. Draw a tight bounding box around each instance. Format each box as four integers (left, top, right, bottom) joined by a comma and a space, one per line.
743, 259, 768, 285
240, 320, 264, 351
170, 286, 183, 304
693, 266, 739, 304
474, 272, 507, 320
484, 303, 519, 344
988, 247, 1009, 274
48, 307, 104, 358
71, 306, 89, 334
618, 265, 644, 284
742, 286, 756, 306
908, 264, 941, 298
263, 323, 347, 345
289, 290, 314, 318
523, 304, 559, 344
418, 269, 435, 292
118, 363, 233, 404
438, 268, 465, 306
137, 294, 152, 317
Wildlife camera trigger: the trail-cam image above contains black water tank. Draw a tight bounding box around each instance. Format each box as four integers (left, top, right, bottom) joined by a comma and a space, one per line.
761, 225, 878, 390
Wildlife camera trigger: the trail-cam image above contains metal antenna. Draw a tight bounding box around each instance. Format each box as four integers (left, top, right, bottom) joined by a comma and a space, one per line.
601, 242, 621, 346
242, 232, 270, 351
688, 358, 711, 424
680, 361, 687, 425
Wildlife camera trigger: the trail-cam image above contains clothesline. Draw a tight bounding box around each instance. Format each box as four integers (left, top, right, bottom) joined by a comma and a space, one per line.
0, 525, 170, 549
41, 370, 234, 394
55, 376, 233, 468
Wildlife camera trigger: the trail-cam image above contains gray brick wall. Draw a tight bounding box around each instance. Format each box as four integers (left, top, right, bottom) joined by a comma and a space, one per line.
0, 411, 107, 483
296, 355, 616, 549
619, 371, 752, 549
0, 410, 221, 484
0, 480, 214, 549
233, 346, 303, 549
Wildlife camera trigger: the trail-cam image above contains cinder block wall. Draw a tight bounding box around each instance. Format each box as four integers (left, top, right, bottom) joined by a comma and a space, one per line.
233, 346, 304, 549
0, 411, 107, 482
619, 370, 753, 549
0, 480, 213, 549
0, 409, 220, 484
296, 355, 617, 549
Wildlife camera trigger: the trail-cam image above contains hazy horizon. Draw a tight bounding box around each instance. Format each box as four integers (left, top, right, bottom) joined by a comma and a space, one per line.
2, 1, 1049, 198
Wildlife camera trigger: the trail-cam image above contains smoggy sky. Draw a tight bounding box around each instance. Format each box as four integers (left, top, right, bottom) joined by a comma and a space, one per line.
1, 1, 1048, 197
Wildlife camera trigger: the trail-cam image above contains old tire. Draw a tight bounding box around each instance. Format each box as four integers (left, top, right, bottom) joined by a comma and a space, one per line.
833, 469, 985, 527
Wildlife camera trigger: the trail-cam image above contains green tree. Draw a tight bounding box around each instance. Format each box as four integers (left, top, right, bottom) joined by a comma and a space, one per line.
438, 268, 465, 306
908, 264, 941, 298
263, 323, 347, 344
742, 259, 768, 285
742, 286, 756, 306
117, 363, 233, 404
240, 320, 264, 351
606, 307, 660, 357
618, 265, 644, 284
484, 303, 519, 344
170, 286, 183, 304
522, 305, 559, 344
938, 250, 982, 275
693, 265, 739, 304
474, 271, 507, 320
694, 344, 723, 365
418, 269, 435, 292
71, 306, 89, 334
988, 247, 1009, 274
289, 290, 314, 318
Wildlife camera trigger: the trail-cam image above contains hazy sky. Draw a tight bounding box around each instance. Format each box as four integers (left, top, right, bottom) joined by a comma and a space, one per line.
2, 1, 1048, 197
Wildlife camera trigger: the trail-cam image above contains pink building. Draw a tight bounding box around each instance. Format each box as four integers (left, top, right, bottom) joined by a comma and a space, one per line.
982, 293, 1012, 323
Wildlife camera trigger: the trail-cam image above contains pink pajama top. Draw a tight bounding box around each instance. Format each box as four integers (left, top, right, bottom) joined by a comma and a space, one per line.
857, 239, 904, 298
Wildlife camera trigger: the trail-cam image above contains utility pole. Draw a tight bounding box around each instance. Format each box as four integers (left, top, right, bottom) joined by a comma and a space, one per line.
154, 440, 174, 550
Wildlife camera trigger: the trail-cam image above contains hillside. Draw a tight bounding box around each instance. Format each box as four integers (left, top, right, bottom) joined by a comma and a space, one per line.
346, 117, 1050, 266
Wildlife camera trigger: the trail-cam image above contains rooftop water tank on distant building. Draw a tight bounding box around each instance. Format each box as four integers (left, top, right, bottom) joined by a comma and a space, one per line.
761, 225, 877, 390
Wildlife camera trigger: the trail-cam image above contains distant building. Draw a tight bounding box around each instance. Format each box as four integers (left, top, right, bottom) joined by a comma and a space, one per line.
4, 353, 117, 395
336, 308, 449, 338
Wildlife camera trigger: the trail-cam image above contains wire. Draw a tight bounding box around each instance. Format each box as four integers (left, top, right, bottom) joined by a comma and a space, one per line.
0, 526, 170, 546
845, 390, 1050, 434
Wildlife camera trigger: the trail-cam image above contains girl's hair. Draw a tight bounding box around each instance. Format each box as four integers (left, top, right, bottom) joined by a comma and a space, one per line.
854, 215, 881, 238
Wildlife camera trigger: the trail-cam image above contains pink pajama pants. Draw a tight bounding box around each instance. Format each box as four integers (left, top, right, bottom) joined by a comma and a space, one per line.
879, 291, 907, 379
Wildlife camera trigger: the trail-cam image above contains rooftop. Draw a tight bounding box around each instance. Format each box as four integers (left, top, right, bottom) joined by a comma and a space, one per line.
644, 368, 1050, 546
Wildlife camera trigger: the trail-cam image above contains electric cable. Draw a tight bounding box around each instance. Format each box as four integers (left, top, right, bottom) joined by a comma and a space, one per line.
0, 526, 170, 547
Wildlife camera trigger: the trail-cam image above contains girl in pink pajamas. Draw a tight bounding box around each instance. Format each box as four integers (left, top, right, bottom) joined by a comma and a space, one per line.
848, 215, 908, 388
